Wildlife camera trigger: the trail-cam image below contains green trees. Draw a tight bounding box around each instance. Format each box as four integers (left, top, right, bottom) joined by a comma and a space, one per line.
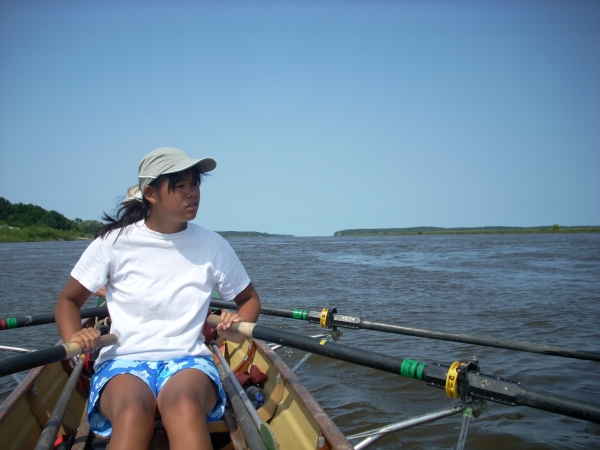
333, 224, 599, 236
77, 219, 103, 234
0, 197, 102, 240
0, 197, 76, 230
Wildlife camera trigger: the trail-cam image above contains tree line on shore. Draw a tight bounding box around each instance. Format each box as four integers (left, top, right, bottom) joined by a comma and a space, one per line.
0, 197, 102, 242
216, 231, 293, 238
333, 225, 600, 236
0, 197, 291, 242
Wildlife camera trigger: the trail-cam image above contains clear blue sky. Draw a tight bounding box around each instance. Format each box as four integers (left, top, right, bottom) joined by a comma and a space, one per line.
1, 1, 598, 236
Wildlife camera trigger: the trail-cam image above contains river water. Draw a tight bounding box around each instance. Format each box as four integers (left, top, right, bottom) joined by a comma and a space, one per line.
1, 234, 599, 449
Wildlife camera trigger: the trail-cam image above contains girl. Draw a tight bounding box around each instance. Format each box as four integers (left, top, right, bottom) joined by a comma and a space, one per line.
55, 147, 260, 450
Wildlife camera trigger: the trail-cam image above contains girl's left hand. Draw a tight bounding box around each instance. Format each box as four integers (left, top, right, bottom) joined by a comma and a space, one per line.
215, 311, 246, 343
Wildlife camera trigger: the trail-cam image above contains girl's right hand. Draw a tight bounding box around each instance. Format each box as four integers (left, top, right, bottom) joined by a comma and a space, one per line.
215, 311, 246, 343
69, 328, 101, 353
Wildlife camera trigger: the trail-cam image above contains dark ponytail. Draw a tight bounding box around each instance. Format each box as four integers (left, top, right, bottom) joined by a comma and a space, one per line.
95, 167, 204, 240
94, 200, 149, 239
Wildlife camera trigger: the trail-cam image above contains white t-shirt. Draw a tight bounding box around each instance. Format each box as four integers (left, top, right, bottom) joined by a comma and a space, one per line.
71, 221, 251, 366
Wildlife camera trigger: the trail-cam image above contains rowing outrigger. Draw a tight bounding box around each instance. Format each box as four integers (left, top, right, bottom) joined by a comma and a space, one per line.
0, 299, 598, 449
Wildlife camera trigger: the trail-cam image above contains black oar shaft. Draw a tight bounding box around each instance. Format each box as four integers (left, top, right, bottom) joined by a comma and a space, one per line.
209, 300, 600, 362
207, 317, 600, 424
358, 320, 600, 362
34, 355, 85, 450
213, 357, 267, 450
518, 386, 599, 424
0, 334, 117, 378
0, 306, 109, 330
211, 299, 293, 320
0, 346, 65, 378
211, 342, 263, 429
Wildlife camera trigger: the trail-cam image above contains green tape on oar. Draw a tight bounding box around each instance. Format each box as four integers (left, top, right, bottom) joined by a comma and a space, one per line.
1, 317, 25, 330
259, 423, 279, 450
400, 359, 426, 380
292, 309, 308, 320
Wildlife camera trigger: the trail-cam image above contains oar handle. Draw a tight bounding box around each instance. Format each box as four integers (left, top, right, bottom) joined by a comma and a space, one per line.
63, 334, 118, 358
207, 315, 256, 337
0, 334, 117, 378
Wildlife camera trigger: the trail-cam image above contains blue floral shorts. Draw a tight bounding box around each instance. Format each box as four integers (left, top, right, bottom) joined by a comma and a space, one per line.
88, 356, 226, 437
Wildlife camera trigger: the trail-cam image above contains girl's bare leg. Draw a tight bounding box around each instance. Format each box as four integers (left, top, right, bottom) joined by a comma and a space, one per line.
99, 374, 157, 450
158, 369, 219, 450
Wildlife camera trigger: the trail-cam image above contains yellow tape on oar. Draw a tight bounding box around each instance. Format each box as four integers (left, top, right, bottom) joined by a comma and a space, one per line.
446, 361, 461, 399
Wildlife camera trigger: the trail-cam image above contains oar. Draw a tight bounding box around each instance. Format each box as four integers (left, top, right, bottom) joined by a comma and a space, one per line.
207, 316, 600, 424
211, 342, 278, 450
0, 345, 33, 353
34, 355, 86, 450
0, 307, 109, 330
209, 300, 600, 362
9, 299, 597, 361
0, 334, 117, 377
211, 356, 267, 450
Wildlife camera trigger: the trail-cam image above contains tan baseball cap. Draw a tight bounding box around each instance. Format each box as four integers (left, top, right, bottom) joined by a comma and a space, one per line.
138, 147, 216, 191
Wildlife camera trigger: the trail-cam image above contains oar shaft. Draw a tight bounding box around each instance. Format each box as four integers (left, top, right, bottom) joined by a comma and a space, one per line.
209, 300, 600, 362
211, 355, 267, 450
358, 320, 600, 362
0, 345, 33, 353
211, 299, 294, 320
210, 342, 262, 429
0, 334, 117, 378
207, 316, 600, 424
34, 355, 85, 450
0, 306, 109, 330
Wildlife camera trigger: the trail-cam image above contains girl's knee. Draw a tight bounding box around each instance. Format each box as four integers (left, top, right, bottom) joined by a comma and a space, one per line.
112, 402, 156, 430
160, 399, 208, 432
161, 391, 205, 416
159, 370, 217, 415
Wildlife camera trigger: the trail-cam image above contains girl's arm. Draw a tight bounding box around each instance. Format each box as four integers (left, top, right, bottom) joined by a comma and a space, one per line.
55, 277, 101, 352
216, 282, 260, 342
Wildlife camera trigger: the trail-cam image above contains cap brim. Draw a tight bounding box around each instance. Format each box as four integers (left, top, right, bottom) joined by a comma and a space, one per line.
163, 157, 217, 175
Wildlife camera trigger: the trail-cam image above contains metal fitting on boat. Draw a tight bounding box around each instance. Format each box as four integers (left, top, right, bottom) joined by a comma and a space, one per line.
320, 308, 329, 328
331, 329, 343, 341
319, 307, 337, 329
471, 397, 486, 419
446, 361, 461, 399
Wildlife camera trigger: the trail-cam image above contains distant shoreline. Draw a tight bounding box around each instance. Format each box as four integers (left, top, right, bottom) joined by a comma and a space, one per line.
0, 226, 293, 243
216, 231, 294, 238
0, 225, 95, 243
333, 226, 600, 236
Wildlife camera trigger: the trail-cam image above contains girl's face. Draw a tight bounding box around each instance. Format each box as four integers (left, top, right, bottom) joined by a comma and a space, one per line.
144, 172, 200, 234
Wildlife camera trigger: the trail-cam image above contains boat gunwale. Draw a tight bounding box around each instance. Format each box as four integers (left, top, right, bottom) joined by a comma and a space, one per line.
0, 364, 45, 423
0, 318, 97, 429
253, 338, 354, 450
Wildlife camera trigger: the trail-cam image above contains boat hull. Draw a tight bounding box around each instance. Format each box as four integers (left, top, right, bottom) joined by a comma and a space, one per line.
0, 337, 351, 449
